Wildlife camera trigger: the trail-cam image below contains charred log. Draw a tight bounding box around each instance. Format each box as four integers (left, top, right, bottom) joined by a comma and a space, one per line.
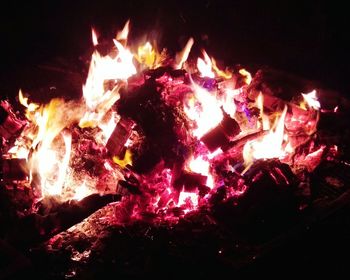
201, 111, 241, 151
7, 194, 120, 248
212, 159, 299, 237
106, 118, 134, 157
117, 78, 190, 174
1, 158, 29, 182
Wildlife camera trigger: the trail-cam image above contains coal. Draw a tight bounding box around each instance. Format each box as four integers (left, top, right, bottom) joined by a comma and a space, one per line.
7, 194, 121, 247
212, 159, 299, 238
117, 78, 190, 174
172, 170, 207, 192
1, 158, 29, 182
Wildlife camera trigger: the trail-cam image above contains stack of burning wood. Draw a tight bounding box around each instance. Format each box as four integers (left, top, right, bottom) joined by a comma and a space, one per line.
0, 22, 344, 249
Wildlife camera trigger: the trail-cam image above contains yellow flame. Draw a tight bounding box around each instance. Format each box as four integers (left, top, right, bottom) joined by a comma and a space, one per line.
211, 57, 232, 79
135, 41, 166, 69
113, 149, 133, 168
239, 68, 252, 85
18, 89, 40, 120
174, 37, 194, 69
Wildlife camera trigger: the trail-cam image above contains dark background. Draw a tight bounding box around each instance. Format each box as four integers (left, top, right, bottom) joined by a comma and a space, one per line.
1, 0, 350, 277
0, 0, 348, 96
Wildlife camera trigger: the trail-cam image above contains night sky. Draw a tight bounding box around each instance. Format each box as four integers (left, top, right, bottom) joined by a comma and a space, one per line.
0, 0, 348, 95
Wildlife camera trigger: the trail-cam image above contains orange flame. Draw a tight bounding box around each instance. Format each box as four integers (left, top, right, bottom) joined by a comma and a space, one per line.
239, 68, 252, 85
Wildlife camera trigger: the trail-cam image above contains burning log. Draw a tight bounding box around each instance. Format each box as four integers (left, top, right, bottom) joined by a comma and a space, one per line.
0, 101, 25, 141
117, 78, 190, 174
8, 194, 121, 247
106, 118, 134, 157
212, 159, 299, 231
201, 111, 241, 152
173, 170, 207, 192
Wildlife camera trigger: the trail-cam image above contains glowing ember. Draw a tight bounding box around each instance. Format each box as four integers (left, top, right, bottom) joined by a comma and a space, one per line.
178, 191, 198, 208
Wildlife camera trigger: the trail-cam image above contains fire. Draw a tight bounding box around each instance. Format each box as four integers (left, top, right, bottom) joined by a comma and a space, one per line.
184, 82, 223, 138
135, 42, 166, 69
178, 191, 198, 208
243, 106, 288, 167
301, 90, 320, 110
239, 68, 252, 85
91, 28, 98, 46
175, 37, 194, 69
116, 20, 130, 41
197, 50, 215, 78
73, 181, 93, 201
4, 20, 329, 223
187, 156, 214, 189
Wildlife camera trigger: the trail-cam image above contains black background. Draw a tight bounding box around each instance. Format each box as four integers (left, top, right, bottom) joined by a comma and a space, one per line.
1, 0, 350, 277
0, 0, 349, 95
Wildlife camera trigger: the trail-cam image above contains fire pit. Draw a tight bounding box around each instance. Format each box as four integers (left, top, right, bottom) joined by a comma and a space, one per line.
1, 19, 350, 279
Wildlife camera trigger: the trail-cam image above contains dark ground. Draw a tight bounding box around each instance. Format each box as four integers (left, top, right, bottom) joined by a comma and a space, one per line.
1, 0, 350, 278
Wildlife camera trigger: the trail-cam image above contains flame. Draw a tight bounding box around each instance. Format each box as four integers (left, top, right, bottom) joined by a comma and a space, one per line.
73, 181, 93, 201
116, 20, 130, 41
178, 191, 198, 208
301, 90, 320, 110
91, 28, 98, 46
239, 68, 252, 85
197, 50, 215, 78
113, 149, 133, 168
243, 106, 288, 166
256, 92, 270, 130
6, 20, 327, 218
184, 82, 223, 138
34, 132, 72, 196
18, 89, 39, 121
174, 37, 194, 69
211, 57, 232, 79
188, 156, 214, 189
135, 42, 165, 69
80, 24, 136, 129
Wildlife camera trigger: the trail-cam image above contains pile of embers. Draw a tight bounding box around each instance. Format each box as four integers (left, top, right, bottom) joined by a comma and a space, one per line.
1, 22, 349, 279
